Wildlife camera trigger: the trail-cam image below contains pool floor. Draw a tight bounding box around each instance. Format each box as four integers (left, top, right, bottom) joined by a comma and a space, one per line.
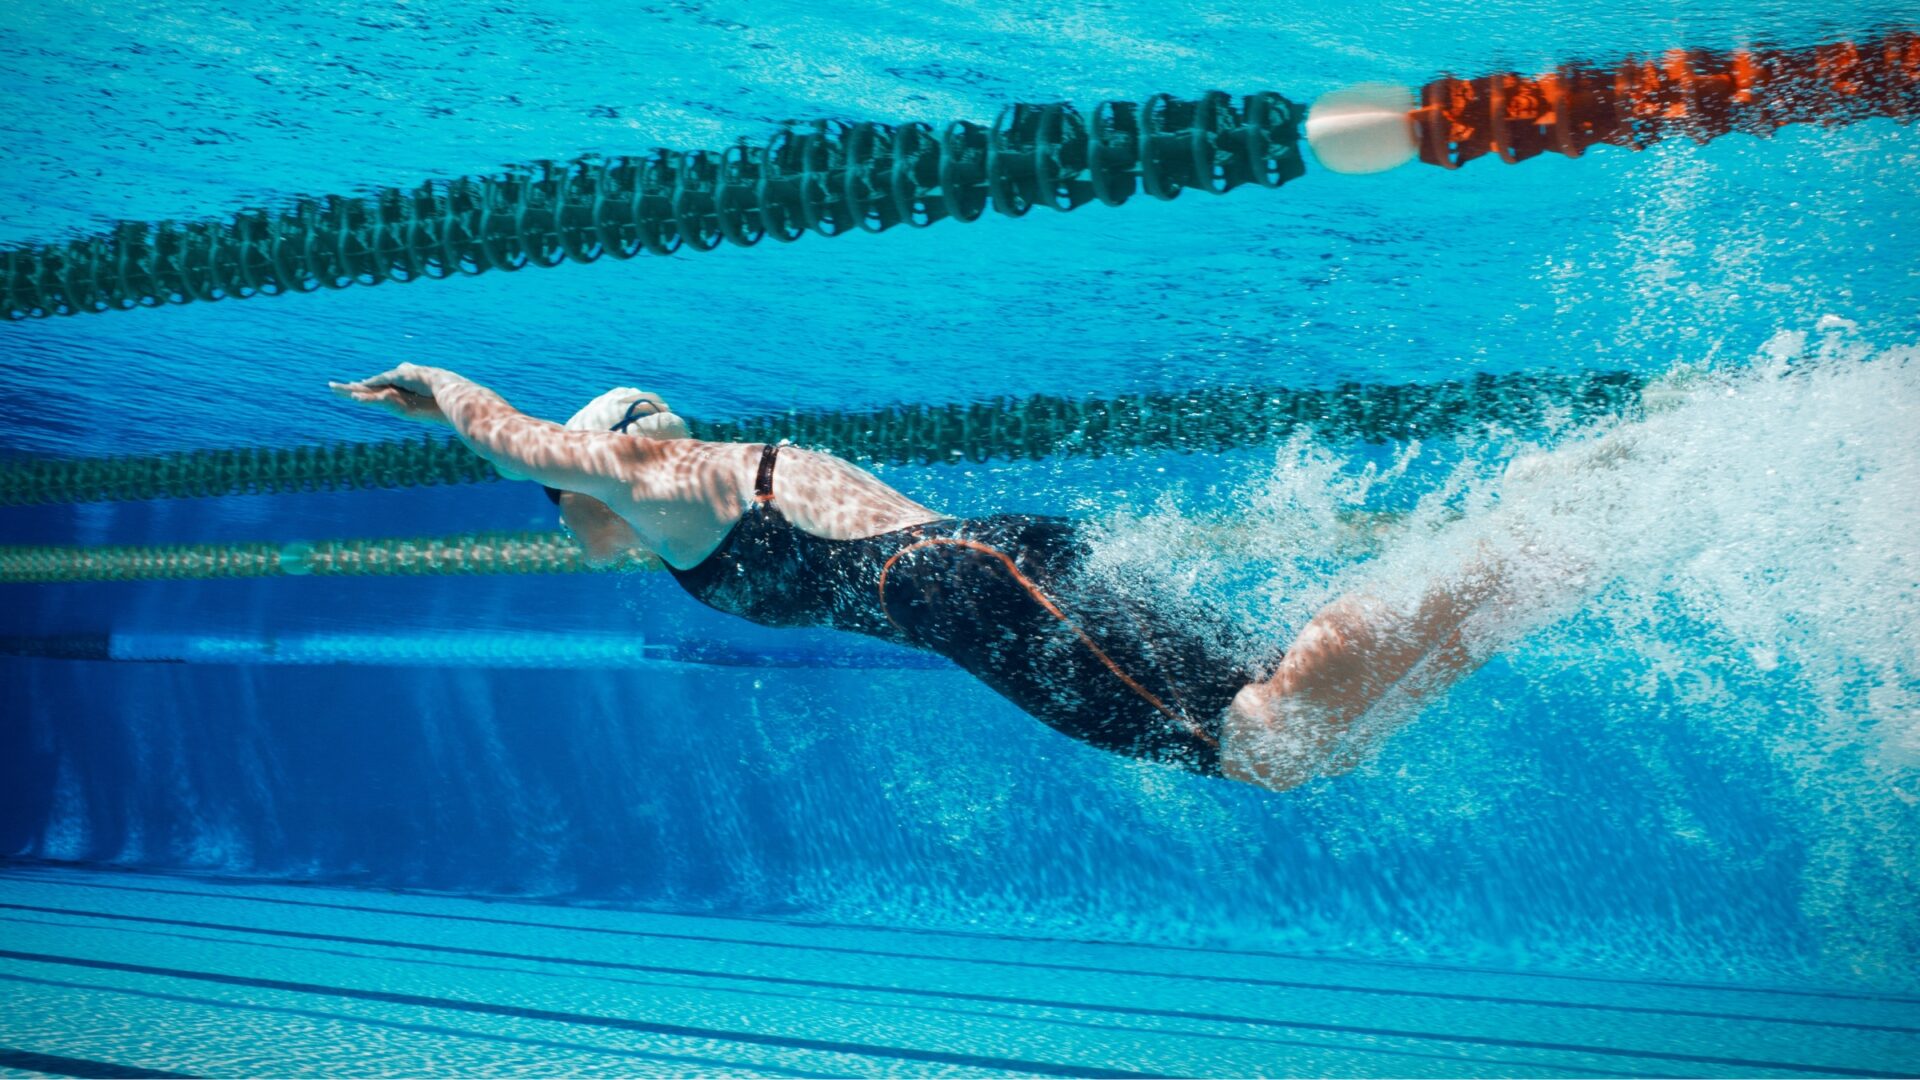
0, 864, 1914, 1077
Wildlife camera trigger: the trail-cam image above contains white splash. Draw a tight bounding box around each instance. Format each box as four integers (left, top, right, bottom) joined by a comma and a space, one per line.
1084, 329, 1920, 976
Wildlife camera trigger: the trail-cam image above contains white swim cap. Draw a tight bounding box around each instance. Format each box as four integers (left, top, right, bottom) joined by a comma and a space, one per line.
568, 387, 653, 430
566, 387, 685, 438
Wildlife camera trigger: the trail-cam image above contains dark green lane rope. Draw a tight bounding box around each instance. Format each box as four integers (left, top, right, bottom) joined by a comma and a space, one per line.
1, 92, 1303, 321
0, 370, 1646, 507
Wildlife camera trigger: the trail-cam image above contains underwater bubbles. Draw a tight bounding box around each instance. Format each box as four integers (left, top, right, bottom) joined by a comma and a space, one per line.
1081, 327, 1919, 980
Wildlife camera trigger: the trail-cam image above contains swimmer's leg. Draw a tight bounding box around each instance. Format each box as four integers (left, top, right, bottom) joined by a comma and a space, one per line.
1219, 425, 1637, 791
1218, 556, 1513, 791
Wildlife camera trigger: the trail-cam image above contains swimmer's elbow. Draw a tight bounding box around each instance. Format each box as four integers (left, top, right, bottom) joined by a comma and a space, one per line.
484, 419, 654, 500
579, 546, 623, 570
580, 542, 657, 571
580, 551, 621, 570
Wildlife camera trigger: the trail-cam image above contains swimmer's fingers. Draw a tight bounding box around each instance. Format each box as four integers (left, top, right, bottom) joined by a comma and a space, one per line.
329, 381, 447, 423
336, 363, 439, 397
329, 381, 406, 407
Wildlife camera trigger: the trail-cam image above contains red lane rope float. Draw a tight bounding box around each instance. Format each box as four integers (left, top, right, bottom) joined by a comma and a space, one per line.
1414, 30, 1920, 168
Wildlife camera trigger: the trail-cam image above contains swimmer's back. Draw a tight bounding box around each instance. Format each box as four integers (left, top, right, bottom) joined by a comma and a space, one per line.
613, 440, 944, 568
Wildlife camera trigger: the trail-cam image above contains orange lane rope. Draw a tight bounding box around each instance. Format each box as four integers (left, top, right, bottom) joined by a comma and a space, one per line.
1414, 30, 1920, 168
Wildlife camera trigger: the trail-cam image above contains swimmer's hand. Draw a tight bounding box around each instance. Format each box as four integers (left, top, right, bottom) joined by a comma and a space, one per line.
330, 364, 451, 426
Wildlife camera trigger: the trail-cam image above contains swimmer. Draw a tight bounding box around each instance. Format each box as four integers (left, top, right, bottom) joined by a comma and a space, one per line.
332, 364, 1531, 791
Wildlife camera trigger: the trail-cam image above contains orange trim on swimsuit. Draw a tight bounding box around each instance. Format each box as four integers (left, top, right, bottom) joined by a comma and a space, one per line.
877, 537, 1217, 747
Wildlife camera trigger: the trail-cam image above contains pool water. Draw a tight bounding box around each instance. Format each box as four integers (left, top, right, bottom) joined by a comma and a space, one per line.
2, 0, 1918, 1074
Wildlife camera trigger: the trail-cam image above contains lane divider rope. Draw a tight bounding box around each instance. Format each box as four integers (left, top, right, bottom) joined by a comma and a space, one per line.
0, 370, 1648, 507
0, 530, 656, 584
4, 32, 1912, 322
0, 90, 1304, 320
1412, 31, 1919, 168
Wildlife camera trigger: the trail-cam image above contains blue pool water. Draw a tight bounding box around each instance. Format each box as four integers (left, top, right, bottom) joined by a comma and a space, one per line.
3, 0, 1919, 1074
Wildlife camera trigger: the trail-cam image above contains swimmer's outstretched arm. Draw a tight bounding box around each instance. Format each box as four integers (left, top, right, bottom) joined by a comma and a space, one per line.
330, 363, 653, 502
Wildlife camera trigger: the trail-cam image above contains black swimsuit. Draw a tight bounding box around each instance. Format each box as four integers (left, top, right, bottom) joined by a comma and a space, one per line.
666, 444, 1260, 777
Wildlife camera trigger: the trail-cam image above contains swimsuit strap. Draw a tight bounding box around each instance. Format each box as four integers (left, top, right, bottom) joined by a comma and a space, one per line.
753, 442, 781, 503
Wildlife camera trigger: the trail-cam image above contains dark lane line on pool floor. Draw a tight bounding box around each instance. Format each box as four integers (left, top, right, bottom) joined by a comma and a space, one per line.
0, 887, 1904, 1030
2, 947, 1908, 1078
0, 972, 837, 1078
0, 917, 1684, 1079
25, 862, 1920, 1011
0, 949, 1159, 1080
0, 891, 1904, 1037
11, 857, 1904, 999
0, 1046, 192, 1079
26, 862, 1920, 1010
